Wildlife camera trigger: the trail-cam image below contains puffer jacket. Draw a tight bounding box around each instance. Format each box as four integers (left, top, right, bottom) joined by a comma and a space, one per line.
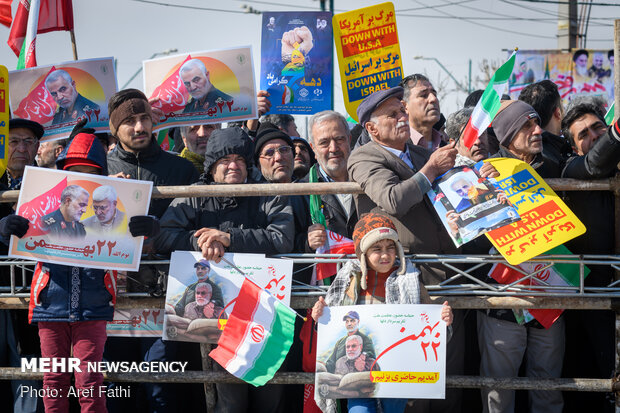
154, 127, 294, 255
28, 262, 117, 323
154, 185, 294, 255
107, 137, 199, 218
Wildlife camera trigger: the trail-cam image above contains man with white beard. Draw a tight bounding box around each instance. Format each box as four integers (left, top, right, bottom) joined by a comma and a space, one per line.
182, 282, 226, 320
324, 311, 376, 373
334, 335, 378, 374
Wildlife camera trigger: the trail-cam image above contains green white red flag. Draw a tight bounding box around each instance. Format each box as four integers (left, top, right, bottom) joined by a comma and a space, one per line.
209, 277, 296, 387
8, 0, 74, 69
461, 50, 517, 149
487, 245, 589, 329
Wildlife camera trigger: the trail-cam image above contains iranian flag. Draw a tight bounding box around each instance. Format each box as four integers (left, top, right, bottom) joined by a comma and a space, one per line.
487, 245, 589, 329
8, 0, 74, 69
315, 230, 355, 281
461, 50, 517, 149
209, 277, 296, 387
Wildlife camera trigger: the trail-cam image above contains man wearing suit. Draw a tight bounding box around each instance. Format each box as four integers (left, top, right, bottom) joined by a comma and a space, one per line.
347, 86, 463, 413
306, 110, 357, 252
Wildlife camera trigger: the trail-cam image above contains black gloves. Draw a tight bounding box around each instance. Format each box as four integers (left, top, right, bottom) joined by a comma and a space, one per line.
0, 215, 30, 238
69, 118, 96, 140
129, 215, 160, 237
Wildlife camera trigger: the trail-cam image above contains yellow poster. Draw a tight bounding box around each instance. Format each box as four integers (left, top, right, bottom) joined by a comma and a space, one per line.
484, 158, 585, 265
332, 2, 403, 122
0, 65, 8, 178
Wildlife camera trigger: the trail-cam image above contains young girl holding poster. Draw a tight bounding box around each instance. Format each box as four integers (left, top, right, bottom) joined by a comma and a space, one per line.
0, 129, 159, 413
312, 213, 453, 413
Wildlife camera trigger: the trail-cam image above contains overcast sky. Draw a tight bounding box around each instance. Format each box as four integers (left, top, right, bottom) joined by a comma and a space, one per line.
0, 0, 616, 134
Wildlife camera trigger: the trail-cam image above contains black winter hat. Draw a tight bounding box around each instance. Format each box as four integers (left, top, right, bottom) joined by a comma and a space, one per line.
253, 122, 293, 162
203, 127, 254, 177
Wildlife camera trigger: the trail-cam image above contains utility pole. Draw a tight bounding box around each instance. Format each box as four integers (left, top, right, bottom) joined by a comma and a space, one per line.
557, 0, 578, 52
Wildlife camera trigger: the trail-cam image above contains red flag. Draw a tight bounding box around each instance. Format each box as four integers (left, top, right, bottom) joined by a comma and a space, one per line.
18, 177, 67, 236
149, 55, 192, 114
8, 0, 74, 57
13, 66, 57, 124
0, 0, 12, 28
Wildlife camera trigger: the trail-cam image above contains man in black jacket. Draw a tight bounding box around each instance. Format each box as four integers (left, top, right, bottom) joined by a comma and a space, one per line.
104, 89, 201, 413
560, 103, 619, 413
106, 89, 199, 218
155, 127, 293, 413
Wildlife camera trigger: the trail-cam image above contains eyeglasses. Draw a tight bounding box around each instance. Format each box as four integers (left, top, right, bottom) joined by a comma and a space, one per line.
9, 137, 37, 147
196, 290, 210, 296
260, 145, 292, 159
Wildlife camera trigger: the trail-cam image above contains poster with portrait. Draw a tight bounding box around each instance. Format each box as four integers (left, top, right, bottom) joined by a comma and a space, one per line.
107, 309, 164, 338
316, 304, 446, 399
427, 164, 520, 248
8, 57, 117, 142
508, 49, 614, 107
143, 47, 257, 130
8, 166, 152, 271
260, 11, 333, 115
163, 251, 293, 344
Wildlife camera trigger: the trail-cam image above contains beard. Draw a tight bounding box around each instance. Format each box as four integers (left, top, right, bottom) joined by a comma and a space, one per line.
346, 323, 358, 333
346, 348, 362, 360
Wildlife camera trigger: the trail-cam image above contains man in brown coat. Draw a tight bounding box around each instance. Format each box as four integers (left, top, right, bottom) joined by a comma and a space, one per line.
347, 86, 457, 285
347, 86, 462, 413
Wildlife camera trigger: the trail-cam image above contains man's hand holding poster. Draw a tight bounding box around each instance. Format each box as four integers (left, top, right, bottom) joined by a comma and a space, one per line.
428, 164, 520, 247
9, 166, 152, 271
143, 47, 257, 130
9, 57, 117, 142
315, 304, 446, 400
163, 251, 293, 344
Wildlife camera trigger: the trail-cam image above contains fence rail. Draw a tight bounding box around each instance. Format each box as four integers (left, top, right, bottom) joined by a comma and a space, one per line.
1, 178, 620, 410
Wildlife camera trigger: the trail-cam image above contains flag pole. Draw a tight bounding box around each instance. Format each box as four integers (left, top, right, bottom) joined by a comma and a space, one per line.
70, 29, 78, 60
221, 257, 308, 322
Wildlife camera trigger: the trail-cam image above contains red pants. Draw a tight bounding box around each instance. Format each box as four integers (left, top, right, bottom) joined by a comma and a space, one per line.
38, 320, 108, 413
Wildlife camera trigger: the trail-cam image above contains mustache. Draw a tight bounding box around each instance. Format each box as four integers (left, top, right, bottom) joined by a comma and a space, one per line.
396, 121, 409, 129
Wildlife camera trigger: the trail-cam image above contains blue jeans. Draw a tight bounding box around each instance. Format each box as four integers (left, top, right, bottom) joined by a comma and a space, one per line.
347, 397, 408, 413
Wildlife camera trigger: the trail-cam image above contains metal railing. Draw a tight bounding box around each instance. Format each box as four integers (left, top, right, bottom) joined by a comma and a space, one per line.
0, 178, 619, 411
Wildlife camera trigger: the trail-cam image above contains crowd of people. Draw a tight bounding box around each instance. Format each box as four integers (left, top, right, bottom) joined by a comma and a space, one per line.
0, 68, 618, 413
